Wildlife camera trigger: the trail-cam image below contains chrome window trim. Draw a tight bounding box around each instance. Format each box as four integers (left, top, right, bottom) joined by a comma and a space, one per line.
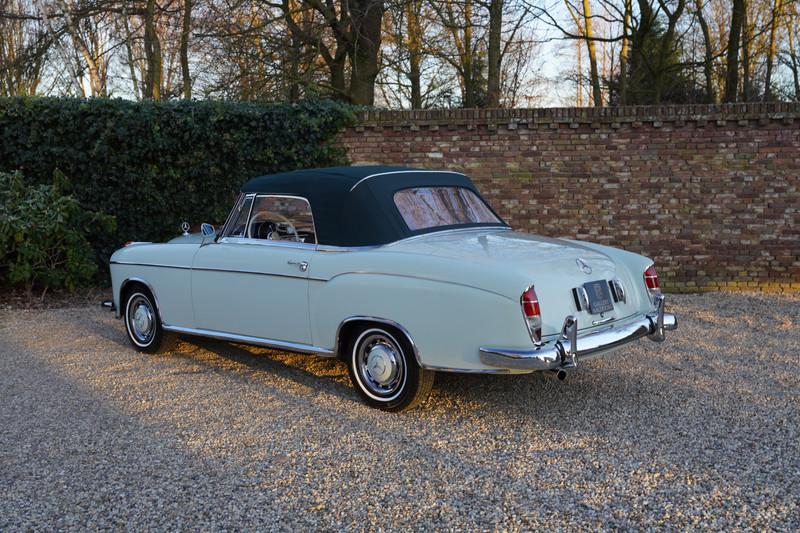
349, 170, 470, 192
162, 324, 335, 356
392, 186, 504, 232
221, 193, 256, 239
244, 194, 318, 244
218, 236, 318, 250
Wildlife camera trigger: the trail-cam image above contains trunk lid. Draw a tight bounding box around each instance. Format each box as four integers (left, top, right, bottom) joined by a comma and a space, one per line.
386, 229, 638, 336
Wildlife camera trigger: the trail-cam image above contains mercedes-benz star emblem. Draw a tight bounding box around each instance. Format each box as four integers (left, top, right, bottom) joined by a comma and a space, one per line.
576, 258, 592, 275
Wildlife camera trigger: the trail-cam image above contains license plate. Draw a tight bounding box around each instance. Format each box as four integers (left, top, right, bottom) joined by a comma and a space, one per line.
583, 280, 614, 314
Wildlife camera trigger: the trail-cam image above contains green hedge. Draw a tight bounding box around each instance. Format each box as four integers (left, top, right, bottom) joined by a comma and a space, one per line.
0, 171, 115, 294
0, 97, 354, 272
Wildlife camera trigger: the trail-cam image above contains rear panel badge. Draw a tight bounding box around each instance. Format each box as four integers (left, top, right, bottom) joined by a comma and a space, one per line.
576, 258, 592, 275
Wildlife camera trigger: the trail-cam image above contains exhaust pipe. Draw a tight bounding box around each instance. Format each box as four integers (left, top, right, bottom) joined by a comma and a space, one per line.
547, 369, 568, 381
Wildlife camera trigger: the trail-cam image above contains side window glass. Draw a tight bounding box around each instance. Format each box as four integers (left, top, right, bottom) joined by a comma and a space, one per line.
223, 195, 253, 238
247, 196, 316, 244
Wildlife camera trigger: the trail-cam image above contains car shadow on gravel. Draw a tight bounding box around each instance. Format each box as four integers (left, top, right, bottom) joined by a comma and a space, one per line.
174, 336, 363, 406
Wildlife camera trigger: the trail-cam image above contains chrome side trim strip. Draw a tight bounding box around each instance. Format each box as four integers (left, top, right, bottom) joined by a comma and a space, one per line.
162, 325, 336, 356
315, 244, 383, 253
325, 271, 513, 301
112, 260, 191, 270
349, 170, 469, 192
110, 261, 326, 282
422, 364, 513, 375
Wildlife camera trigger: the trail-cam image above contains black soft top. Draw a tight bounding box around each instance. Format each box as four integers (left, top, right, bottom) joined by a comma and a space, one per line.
240, 166, 506, 247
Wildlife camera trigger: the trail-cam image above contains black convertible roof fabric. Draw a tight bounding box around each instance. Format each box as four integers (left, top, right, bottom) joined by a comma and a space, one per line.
240, 166, 507, 246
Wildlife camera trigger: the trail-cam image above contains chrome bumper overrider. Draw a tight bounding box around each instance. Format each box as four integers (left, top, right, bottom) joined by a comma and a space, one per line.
479, 294, 677, 372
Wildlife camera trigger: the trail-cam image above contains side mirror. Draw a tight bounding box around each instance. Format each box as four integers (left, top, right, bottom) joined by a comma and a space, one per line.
200, 223, 217, 246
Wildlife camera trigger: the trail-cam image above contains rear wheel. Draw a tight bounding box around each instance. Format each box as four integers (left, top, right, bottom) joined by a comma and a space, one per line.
346, 325, 435, 411
123, 287, 176, 353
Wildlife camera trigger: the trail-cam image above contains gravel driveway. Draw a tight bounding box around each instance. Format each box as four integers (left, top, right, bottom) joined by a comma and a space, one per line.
1, 292, 798, 530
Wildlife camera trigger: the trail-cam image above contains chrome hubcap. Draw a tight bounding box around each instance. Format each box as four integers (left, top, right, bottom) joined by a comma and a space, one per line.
356, 331, 406, 398
128, 294, 154, 344
366, 343, 398, 386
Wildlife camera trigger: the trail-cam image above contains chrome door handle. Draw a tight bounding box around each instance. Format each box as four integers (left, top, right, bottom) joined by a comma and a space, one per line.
288, 260, 309, 272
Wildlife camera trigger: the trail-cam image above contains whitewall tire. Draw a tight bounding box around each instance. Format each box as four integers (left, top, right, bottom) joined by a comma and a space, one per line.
346, 325, 434, 411
123, 289, 176, 354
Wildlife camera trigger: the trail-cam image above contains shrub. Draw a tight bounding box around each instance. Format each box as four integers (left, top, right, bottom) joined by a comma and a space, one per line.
0, 171, 115, 295
0, 97, 355, 269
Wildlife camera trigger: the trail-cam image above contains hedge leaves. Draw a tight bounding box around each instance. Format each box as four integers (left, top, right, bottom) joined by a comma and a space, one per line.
0, 97, 354, 279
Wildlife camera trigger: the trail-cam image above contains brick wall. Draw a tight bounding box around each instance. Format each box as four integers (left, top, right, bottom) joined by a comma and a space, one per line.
337, 103, 800, 292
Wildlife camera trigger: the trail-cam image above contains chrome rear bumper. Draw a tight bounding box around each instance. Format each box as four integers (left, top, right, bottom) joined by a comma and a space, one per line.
479, 294, 677, 372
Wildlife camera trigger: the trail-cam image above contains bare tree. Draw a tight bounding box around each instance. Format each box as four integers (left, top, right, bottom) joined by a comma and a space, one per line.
724, 0, 745, 101
0, 0, 48, 95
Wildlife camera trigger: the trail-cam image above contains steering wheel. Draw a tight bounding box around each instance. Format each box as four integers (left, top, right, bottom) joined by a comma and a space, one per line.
277, 222, 301, 242
247, 211, 300, 241
256, 221, 277, 240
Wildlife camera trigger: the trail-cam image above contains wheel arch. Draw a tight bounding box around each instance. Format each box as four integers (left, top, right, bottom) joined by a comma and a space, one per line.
334, 316, 423, 367
118, 277, 160, 319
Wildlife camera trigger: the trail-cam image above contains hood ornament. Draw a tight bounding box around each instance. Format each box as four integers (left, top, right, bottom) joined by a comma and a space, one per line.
181, 221, 190, 236
576, 258, 592, 275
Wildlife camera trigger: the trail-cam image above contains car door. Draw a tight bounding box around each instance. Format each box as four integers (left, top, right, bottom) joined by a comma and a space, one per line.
191, 194, 317, 344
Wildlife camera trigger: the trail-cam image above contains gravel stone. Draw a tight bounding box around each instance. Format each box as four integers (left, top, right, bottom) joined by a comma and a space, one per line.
1, 292, 798, 531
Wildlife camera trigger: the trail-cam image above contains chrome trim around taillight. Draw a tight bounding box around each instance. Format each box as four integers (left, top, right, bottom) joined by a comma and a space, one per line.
520, 284, 542, 345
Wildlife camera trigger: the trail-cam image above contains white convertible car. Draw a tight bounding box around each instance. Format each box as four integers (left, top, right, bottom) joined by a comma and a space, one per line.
110, 166, 676, 411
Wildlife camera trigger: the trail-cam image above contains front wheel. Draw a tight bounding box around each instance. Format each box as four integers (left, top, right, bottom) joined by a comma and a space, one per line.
123, 289, 176, 353
347, 326, 435, 411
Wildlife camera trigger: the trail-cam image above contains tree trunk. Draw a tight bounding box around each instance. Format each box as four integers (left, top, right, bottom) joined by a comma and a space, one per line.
406, 0, 423, 108
742, 1, 751, 101
618, 0, 631, 104
143, 0, 162, 100
789, 17, 800, 100
576, 31, 583, 106
55, 0, 104, 96
486, 0, 503, 107
724, 0, 745, 102
329, 53, 348, 99
694, 0, 715, 102
581, 0, 602, 106
180, 0, 192, 99
347, 0, 384, 105
462, 0, 475, 107
763, 0, 782, 101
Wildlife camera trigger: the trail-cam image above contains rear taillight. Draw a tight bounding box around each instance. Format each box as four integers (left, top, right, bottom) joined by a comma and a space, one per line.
521, 286, 542, 344
644, 265, 660, 290
644, 265, 661, 302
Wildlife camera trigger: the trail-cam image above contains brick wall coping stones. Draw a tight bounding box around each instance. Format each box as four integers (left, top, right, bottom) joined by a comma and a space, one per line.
353, 102, 800, 131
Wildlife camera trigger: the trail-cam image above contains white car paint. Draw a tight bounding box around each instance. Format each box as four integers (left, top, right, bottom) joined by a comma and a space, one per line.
110, 226, 659, 373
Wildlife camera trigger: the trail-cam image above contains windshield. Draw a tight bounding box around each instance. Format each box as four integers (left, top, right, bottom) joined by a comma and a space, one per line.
393, 187, 503, 231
